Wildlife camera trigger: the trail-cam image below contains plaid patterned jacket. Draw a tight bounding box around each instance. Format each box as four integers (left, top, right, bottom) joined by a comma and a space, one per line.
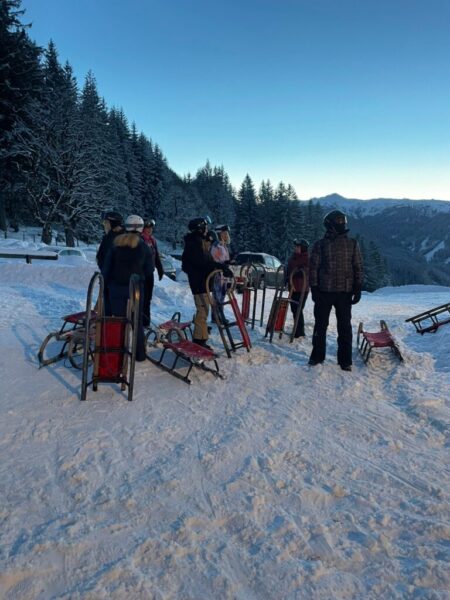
309, 232, 363, 293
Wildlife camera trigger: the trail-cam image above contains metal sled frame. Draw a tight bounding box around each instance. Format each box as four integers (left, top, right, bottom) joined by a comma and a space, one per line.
38, 310, 97, 369
357, 320, 404, 364
265, 267, 307, 343
147, 328, 223, 385
405, 302, 450, 334
206, 270, 252, 358
80, 273, 140, 401
145, 311, 193, 346
238, 263, 267, 329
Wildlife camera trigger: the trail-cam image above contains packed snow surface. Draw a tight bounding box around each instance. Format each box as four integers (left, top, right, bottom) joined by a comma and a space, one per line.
0, 242, 449, 599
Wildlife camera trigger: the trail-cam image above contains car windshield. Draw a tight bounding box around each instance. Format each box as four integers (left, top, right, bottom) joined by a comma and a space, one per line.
235, 254, 264, 264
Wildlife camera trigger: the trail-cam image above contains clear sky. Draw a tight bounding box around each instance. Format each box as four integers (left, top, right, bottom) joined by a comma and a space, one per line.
22, 0, 450, 200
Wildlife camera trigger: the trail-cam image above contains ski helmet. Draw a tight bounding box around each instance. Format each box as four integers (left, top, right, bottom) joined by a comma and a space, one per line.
125, 214, 144, 233
215, 224, 230, 233
294, 238, 309, 249
188, 216, 211, 232
102, 210, 123, 228
323, 210, 348, 234
144, 218, 156, 228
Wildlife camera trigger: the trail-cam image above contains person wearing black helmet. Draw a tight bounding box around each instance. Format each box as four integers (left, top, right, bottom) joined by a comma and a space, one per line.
181, 217, 232, 348
96, 210, 124, 272
308, 210, 363, 371
286, 239, 310, 338
210, 225, 232, 314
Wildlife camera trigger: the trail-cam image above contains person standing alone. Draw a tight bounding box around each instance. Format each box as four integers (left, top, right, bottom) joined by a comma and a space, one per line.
308, 210, 363, 371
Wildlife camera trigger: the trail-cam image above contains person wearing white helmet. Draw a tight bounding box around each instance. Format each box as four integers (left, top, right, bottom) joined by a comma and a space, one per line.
102, 214, 153, 361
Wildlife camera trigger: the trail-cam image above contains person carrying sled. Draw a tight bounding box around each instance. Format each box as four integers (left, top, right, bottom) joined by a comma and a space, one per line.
102, 214, 153, 361
182, 217, 232, 348
210, 224, 232, 311
308, 210, 363, 371
141, 218, 164, 327
286, 239, 310, 338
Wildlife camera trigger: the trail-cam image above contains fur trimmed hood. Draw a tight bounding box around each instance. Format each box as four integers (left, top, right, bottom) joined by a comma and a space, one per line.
114, 232, 141, 249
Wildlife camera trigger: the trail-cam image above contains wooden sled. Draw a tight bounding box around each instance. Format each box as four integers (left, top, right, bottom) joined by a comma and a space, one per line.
147, 329, 223, 385
405, 302, 450, 334
357, 320, 403, 364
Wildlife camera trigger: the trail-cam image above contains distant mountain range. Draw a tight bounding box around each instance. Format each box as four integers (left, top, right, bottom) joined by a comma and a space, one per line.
310, 194, 450, 287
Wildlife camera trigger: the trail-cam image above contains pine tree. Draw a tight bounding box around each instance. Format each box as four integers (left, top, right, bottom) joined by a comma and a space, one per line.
235, 174, 258, 252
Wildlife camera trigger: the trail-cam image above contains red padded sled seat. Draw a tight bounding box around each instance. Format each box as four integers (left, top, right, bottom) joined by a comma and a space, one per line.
363, 330, 395, 348
159, 319, 192, 332
163, 340, 216, 361
62, 311, 97, 324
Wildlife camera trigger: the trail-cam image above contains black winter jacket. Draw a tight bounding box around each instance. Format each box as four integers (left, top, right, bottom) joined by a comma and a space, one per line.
96, 228, 124, 271
102, 233, 153, 287
309, 231, 363, 293
182, 231, 223, 294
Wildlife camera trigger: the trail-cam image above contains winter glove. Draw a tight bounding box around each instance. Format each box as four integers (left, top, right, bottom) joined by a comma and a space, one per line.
351, 289, 361, 304
311, 286, 320, 303
222, 266, 233, 278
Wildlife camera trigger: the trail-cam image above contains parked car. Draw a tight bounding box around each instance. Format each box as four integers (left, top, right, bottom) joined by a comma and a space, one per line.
57, 248, 87, 259
160, 254, 177, 281
230, 252, 283, 288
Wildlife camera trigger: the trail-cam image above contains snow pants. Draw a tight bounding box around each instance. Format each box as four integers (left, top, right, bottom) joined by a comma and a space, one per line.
193, 293, 210, 341
310, 291, 353, 366
143, 273, 155, 327
290, 290, 308, 337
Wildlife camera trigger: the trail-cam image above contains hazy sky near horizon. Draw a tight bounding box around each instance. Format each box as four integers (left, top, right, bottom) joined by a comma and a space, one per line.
22, 0, 450, 200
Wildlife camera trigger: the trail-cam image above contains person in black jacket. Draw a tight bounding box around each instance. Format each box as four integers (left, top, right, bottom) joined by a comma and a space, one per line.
308, 210, 363, 371
141, 219, 164, 327
96, 210, 124, 271
96, 210, 124, 315
102, 214, 153, 361
181, 217, 232, 347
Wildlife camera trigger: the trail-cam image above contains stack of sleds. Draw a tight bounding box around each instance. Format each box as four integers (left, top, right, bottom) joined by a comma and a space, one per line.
405, 302, 450, 334
38, 272, 141, 401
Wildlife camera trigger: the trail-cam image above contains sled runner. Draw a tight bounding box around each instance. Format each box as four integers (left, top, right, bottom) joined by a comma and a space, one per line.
265, 267, 307, 343
206, 270, 252, 358
146, 328, 223, 385
38, 310, 97, 369
145, 312, 192, 346
357, 320, 403, 364
80, 273, 140, 401
405, 302, 450, 334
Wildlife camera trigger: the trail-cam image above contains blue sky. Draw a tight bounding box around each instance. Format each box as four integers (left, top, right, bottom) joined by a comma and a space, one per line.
22, 0, 450, 200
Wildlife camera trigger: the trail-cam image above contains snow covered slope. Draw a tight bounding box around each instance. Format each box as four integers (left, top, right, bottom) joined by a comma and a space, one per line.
0, 250, 449, 599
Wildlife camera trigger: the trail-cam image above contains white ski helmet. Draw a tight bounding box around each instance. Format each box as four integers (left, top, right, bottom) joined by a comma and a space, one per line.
125, 214, 144, 233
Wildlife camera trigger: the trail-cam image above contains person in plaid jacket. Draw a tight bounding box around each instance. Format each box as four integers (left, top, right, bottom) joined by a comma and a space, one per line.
308, 210, 363, 371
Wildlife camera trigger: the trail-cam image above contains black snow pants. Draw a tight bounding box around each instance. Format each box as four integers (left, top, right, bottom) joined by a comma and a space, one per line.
310, 291, 353, 366
142, 273, 155, 327
290, 290, 308, 337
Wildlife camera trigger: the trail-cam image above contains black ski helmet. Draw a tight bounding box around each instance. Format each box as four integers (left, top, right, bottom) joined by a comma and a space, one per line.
215, 224, 230, 233
144, 218, 156, 228
102, 210, 123, 228
294, 238, 309, 249
188, 216, 211, 232
323, 210, 348, 234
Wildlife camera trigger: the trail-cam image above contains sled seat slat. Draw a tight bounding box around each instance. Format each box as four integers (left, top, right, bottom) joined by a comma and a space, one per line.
362, 330, 395, 347
159, 319, 192, 332
162, 339, 217, 361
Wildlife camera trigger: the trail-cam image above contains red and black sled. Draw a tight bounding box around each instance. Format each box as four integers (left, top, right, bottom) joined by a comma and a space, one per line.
80, 273, 140, 401
265, 267, 307, 343
146, 328, 223, 385
145, 311, 193, 346
357, 320, 403, 364
206, 270, 252, 358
